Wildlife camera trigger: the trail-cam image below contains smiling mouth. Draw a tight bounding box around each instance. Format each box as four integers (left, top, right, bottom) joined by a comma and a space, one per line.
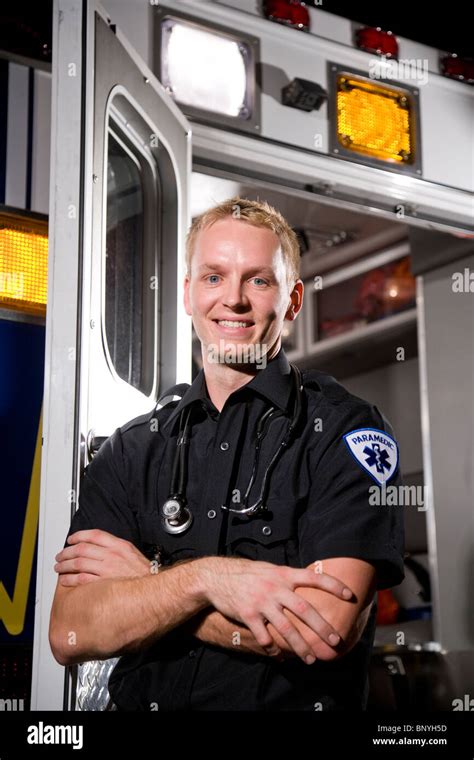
214, 319, 254, 328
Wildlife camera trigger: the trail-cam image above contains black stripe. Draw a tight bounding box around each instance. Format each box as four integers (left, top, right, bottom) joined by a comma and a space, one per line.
25, 67, 35, 210
0, 60, 9, 204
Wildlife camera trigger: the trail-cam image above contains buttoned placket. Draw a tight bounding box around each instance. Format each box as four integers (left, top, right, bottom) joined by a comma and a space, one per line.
193, 401, 246, 556
173, 400, 248, 708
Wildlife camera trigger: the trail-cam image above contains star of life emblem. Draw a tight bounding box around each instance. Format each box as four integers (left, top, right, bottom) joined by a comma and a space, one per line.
343, 428, 398, 486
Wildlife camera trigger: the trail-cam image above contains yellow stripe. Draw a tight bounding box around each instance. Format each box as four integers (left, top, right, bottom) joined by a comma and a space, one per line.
0, 409, 42, 635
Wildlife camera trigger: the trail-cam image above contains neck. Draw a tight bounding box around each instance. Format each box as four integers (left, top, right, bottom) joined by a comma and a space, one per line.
202, 341, 281, 412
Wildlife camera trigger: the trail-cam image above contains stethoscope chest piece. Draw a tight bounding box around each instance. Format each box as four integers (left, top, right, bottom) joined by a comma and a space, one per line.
162, 496, 193, 535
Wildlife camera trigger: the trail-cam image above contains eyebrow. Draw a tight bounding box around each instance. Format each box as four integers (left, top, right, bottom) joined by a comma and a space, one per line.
196, 264, 276, 278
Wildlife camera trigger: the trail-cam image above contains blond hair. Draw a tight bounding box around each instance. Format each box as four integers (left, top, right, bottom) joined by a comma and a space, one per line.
185, 197, 300, 287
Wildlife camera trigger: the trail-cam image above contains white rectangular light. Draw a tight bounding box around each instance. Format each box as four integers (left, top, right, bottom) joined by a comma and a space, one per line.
156, 11, 260, 132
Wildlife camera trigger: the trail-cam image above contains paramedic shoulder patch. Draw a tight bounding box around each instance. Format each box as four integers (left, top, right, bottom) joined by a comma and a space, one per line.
343, 427, 399, 486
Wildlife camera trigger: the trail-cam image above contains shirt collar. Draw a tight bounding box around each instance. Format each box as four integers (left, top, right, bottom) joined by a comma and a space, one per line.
162, 348, 293, 431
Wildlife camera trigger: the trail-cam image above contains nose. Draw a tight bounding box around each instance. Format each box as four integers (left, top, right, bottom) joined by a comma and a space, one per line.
222, 275, 248, 310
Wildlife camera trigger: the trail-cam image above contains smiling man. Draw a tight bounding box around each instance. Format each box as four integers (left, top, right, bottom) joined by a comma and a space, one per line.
50, 197, 405, 711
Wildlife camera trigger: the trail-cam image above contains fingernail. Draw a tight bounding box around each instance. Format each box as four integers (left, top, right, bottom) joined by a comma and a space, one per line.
305, 655, 316, 665
329, 633, 340, 646
342, 588, 352, 599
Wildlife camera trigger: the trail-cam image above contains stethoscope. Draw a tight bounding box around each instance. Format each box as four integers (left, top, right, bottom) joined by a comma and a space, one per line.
161, 364, 303, 535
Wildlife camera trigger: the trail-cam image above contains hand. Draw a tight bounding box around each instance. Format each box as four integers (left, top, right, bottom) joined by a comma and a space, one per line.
199, 557, 353, 664
54, 529, 151, 586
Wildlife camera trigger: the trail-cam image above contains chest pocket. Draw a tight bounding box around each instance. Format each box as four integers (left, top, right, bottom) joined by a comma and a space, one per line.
137, 512, 199, 568
224, 501, 298, 566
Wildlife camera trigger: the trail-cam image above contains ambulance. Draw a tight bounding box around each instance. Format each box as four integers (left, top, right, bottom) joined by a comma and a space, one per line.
0, 0, 472, 711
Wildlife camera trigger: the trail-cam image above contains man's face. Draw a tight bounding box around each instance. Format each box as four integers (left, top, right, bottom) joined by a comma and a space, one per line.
183, 217, 301, 365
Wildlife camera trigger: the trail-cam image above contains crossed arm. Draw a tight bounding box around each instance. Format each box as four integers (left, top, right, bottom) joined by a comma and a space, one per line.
50, 530, 376, 666
190, 556, 376, 660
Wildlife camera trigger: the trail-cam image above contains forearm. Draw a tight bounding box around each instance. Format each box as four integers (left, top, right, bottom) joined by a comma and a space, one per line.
50, 559, 209, 666
190, 609, 270, 656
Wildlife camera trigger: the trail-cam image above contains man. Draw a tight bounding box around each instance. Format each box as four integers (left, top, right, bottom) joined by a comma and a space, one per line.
50, 197, 405, 711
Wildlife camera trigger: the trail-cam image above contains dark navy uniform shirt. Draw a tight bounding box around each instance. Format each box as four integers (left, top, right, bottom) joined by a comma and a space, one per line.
67, 349, 405, 711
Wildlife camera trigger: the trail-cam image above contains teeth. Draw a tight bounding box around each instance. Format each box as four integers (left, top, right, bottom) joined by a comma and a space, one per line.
217, 320, 252, 328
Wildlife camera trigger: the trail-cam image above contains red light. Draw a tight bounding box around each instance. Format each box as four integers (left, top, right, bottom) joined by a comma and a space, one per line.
441, 55, 474, 84
356, 27, 399, 59
263, 1, 310, 32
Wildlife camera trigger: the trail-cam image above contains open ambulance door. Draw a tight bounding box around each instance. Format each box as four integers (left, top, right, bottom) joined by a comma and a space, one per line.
31, 0, 192, 710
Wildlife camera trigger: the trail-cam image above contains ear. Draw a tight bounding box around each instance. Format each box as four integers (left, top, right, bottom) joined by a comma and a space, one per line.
285, 280, 304, 320
183, 275, 192, 317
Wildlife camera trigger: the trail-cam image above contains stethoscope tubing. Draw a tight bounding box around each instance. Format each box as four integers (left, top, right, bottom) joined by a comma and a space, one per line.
161, 364, 303, 533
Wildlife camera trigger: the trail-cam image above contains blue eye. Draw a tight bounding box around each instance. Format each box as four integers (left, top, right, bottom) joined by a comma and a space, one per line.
252, 277, 268, 286
207, 275, 220, 284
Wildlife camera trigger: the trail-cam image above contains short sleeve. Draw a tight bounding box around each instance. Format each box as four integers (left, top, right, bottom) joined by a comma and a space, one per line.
64, 428, 140, 548
298, 403, 405, 590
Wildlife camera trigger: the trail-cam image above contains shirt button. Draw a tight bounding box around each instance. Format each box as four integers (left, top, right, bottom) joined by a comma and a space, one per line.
207, 509, 217, 519
220, 441, 229, 451
262, 526, 272, 537
189, 650, 196, 658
